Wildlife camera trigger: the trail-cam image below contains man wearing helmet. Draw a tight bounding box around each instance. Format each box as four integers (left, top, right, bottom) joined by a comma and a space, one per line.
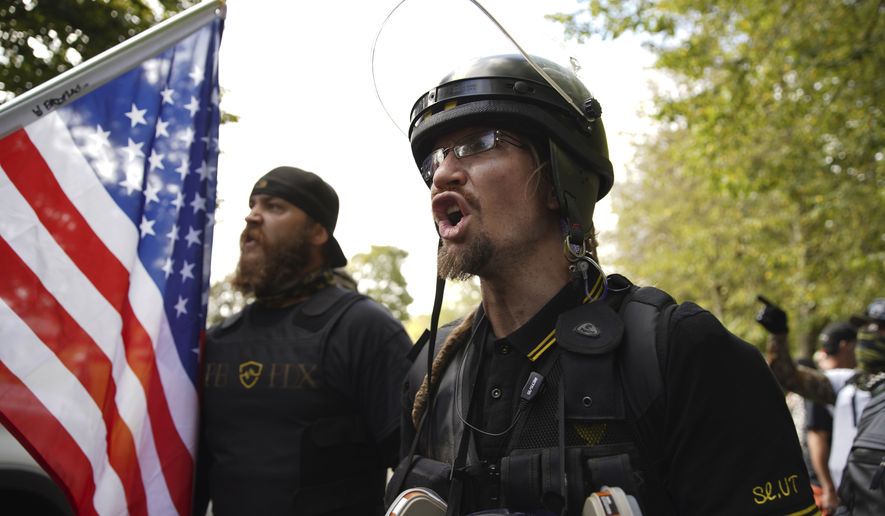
387, 55, 817, 515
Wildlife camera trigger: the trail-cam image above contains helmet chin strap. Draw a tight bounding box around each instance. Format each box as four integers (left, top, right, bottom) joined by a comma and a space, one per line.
563, 221, 608, 301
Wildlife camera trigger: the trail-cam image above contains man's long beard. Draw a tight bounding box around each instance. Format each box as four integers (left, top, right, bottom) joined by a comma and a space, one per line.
232, 227, 311, 298
437, 229, 493, 281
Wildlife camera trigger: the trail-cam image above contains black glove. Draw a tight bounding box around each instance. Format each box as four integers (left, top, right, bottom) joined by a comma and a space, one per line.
756, 295, 788, 334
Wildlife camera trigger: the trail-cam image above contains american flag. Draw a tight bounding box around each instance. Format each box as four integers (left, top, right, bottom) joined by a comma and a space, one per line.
0, 4, 223, 515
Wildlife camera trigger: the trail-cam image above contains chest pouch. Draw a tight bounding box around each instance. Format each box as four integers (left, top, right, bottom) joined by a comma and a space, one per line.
556, 300, 626, 421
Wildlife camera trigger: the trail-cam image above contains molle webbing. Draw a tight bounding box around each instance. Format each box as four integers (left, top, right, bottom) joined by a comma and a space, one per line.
501, 283, 677, 513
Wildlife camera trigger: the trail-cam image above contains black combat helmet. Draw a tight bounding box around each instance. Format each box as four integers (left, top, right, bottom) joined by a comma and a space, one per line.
408, 54, 614, 242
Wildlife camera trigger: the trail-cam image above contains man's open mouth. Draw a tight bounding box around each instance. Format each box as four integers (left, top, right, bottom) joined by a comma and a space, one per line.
432, 192, 472, 240
446, 205, 463, 226
433, 193, 469, 226
241, 229, 262, 248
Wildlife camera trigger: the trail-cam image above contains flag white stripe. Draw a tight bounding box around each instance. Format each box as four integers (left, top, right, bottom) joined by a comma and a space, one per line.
0, 299, 127, 516
26, 115, 138, 270
131, 265, 200, 455
27, 114, 198, 455
151, 294, 200, 454
0, 165, 176, 514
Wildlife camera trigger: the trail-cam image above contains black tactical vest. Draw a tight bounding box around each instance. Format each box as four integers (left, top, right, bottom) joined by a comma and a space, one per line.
400, 276, 679, 515
202, 286, 386, 515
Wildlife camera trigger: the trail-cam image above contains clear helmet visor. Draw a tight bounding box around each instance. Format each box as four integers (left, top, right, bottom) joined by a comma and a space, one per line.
372, 0, 598, 137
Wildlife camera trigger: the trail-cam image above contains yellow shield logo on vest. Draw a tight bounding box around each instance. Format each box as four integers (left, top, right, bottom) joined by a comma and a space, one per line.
239, 360, 263, 389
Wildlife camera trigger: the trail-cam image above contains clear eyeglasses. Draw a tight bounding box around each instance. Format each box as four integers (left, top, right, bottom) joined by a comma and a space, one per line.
420, 129, 525, 186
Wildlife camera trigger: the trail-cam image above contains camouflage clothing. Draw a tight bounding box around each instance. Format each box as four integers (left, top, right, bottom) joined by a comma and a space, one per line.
766, 333, 836, 405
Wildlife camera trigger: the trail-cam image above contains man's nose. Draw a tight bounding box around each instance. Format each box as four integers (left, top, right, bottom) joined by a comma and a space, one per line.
244, 206, 261, 223
431, 151, 466, 191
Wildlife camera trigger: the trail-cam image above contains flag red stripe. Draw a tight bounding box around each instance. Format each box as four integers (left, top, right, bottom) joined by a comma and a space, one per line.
121, 303, 193, 513
0, 130, 127, 304
0, 239, 147, 515
0, 362, 98, 516
0, 129, 193, 513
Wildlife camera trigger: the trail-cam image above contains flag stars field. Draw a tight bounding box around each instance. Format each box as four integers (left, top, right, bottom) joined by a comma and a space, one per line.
200, 135, 218, 152
139, 216, 156, 237
184, 96, 200, 117
148, 150, 165, 171
160, 87, 175, 105
179, 126, 195, 148
124, 103, 148, 127
174, 296, 188, 317
141, 57, 171, 86
162, 258, 175, 279
179, 261, 195, 282
176, 156, 190, 180
90, 124, 111, 149
171, 191, 185, 212
197, 159, 214, 180
185, 226, 202, 247
167, 223, 179, 243
155, 118, 170, 138
123, 138, 145, 161
190, 192, 206, 213
188, 65, 204, 86
94, 157, 116, 180
144, 182, 161, 205
119, 166, 144, 195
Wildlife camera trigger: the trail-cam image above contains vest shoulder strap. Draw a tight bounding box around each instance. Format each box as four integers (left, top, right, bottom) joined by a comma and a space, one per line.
311, 286, 366, 331
405, 318, 463, 409
299, 285, 364, 318
616, 284, 677, 418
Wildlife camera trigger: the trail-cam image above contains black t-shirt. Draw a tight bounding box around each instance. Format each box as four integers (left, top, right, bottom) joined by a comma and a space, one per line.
196, 287, 412, 516
460, 281, 817, 515
804, 399, 833, 485
660, 301, 815, 514
805, 399, 834, 433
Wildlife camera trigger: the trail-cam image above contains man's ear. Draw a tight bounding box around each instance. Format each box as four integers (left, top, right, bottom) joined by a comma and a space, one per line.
311, 223, 330, 247
546, 188, 560, 210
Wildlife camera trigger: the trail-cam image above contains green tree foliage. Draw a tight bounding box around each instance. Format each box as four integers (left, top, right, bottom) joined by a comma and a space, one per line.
440, 278, 482, 324
554, 1, 884, 353
0, 0, 195, 103
611, 126, 802, 340
348, 245, 414, 322
405, 278, 482, 342
398, 275, 490, 343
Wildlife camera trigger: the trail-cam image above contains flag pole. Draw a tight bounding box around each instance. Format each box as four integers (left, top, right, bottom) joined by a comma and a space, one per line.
0, 0, 226, 139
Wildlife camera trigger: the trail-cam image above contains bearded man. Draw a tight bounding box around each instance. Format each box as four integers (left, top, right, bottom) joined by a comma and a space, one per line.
193, 166, 412, 516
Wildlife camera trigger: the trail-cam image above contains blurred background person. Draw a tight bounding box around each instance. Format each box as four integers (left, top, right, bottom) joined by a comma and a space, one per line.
805, 323, 858, 514
758, 298, 885, 513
